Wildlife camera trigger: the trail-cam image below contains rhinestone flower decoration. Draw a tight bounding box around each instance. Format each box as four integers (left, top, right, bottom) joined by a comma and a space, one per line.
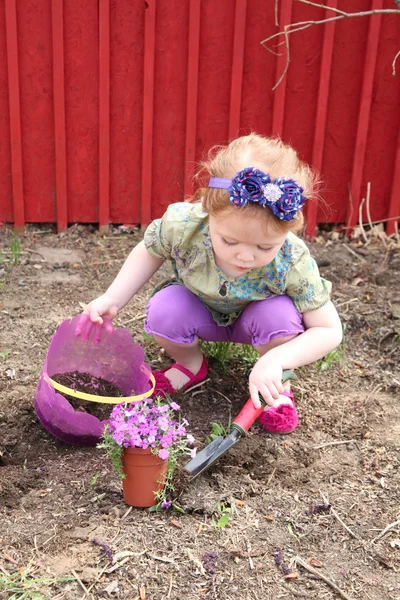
227, 167, 307, 221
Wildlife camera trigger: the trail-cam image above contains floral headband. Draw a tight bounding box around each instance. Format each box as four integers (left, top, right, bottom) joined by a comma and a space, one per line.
208, 167, 307, 221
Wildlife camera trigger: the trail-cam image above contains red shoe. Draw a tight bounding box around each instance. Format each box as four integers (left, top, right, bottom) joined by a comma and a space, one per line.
151, 355, 208, 398
259, 390, 298, 434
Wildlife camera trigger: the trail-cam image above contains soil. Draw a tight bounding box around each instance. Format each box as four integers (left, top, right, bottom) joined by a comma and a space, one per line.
51, 372, 125, 421
0, 224, 399, 600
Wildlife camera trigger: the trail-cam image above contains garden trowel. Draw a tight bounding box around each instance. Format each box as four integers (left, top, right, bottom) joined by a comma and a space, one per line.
185, 370, 297, 478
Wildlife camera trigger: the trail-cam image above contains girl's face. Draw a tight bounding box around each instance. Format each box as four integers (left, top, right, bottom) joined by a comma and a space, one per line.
208, 209, 287, 278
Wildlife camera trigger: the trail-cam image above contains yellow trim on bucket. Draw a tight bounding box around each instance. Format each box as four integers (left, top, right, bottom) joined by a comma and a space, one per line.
43, 371, 156, 404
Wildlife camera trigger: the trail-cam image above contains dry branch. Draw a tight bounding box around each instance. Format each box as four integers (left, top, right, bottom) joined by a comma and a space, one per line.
372, 519, 400, 543
294, 556, 355, 600
320, 491, 361, 540
262, 2, 400, 88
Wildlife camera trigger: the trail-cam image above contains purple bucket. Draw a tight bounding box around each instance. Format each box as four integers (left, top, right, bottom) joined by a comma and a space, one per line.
34, 315, 152, 446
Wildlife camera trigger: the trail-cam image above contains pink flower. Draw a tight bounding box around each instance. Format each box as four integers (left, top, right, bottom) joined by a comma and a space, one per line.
158, 448, 169, 460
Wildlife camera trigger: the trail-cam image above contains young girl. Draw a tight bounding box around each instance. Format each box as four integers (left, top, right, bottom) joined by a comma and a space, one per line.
79, 134, 342, 433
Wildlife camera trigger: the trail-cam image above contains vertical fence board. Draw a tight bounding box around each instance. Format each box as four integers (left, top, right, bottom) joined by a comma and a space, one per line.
140, 0, 155, 226
348, 0, 383, 230
0, 3, 12, 223
306, 3, 337, 238
99, 0, 110, 232
52, 0, 68, 231
184, 0, 201, 198
387, 134, 400, 235
228, 0, 247, 140
5, 0, 24, 230
271, 0, 292, 137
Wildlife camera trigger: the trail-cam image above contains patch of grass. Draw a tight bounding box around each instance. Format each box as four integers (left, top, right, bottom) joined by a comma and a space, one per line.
142, 331, 162, 362
10, 236, 22, 265
200, 341, 258, 373
0, 560, 74, 599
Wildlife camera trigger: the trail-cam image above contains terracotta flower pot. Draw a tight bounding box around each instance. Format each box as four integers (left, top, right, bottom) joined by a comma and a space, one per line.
122, 447, 168, 508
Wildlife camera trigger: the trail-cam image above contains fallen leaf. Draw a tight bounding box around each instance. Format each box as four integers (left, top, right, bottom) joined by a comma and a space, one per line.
309, 559, 323, 568
264, 515, 274, 521
140, 584, 146, 599
104, 580, 119, 595
170, 520, 182, 529
236, 500, 245, 507
3, 553, 17, 564
283, 572, 297, 580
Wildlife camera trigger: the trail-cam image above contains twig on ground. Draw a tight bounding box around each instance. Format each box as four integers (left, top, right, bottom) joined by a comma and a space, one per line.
266, 467, 277, 488
372, 519, 400, 543
184, 379, 210, 394
184, 549, 206, 575
24, 249, 48, 261
122, 313, 146, 325
72, 569, 93, 598
313, 439, 357, 450
81, 564, 110, 600
207, 388, 232, 404
342, 244, 366, 260
335, 298, 359, 308
294, 556, 355, 600
167, 573, 173, 598
319, 491, 361, 540
121, 506, 133, 520
358, 198, 368, 244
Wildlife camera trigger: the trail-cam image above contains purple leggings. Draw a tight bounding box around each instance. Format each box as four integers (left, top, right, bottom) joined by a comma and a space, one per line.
144, 286, 304, 346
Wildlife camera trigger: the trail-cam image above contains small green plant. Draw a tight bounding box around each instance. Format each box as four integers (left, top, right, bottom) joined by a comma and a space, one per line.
212, 499, 232, 528
205, 418, 231, 444
10, 235, 22, 265
90, 473, 101, 486
0, 559, 74, 599
287, 522, 308, 543
315, 345, 344, 371
0, 350, 11, 360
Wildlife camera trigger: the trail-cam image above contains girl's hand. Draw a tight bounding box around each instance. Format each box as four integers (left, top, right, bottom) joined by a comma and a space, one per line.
249, 357, 284, 409
83, 293, 119, 324
75, 295, 118, 341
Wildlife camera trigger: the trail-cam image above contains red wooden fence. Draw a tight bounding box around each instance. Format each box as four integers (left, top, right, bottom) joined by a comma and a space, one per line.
0, 0, 399, 236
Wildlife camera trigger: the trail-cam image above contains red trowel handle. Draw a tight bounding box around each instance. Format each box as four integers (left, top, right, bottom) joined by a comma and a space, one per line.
233, 399, 264, 433
232, 370, 297, 434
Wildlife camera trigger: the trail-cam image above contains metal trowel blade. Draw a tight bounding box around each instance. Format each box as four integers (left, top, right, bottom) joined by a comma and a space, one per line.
185, 430, 241, 478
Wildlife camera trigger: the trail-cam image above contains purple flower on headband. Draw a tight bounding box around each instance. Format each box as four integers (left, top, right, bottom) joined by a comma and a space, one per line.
228, 168, 271, 207
273, 177, 306, 221
227, 167, 306, 221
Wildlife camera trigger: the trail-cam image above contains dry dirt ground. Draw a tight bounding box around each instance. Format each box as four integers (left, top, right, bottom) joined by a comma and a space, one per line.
0, 224, 399, 600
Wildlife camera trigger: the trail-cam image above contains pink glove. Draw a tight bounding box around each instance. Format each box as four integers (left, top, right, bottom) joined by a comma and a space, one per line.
75, 313, 114, 343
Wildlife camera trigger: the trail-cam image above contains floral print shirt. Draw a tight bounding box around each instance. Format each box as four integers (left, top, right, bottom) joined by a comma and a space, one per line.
144, 202, 332, 326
